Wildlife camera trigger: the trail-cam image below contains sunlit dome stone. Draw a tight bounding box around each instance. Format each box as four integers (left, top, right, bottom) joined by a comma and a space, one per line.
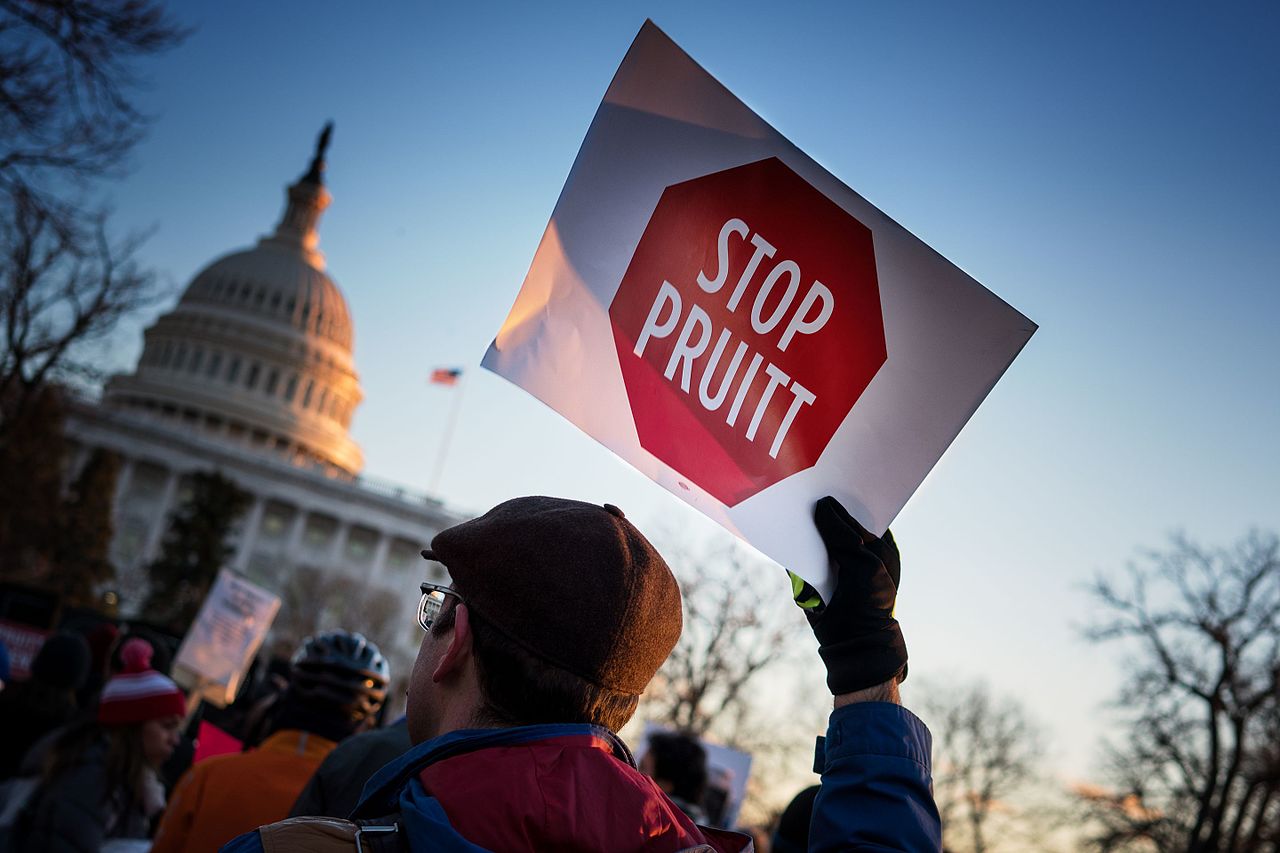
104, 124, 365, 476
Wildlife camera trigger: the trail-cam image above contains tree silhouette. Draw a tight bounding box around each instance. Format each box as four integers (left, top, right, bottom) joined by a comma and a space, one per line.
0, 0, 184, 431
142, 471, 250, 634
51, 446, 121, 606
0, 385, 68, 580
920, 680, 1045, 853
641, 541, 801, 739
1082, 531, 1280, 851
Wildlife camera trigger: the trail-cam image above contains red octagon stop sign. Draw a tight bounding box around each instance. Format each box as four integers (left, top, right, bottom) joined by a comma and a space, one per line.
609, 157, 887, 506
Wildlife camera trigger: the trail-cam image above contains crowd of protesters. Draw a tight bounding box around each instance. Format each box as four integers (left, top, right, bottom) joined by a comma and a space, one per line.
0, 495, 939, 851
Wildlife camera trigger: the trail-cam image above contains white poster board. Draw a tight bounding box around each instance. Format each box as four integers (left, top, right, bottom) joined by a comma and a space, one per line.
172, 570, 280, 707
483, 21, 1036, 591
636, 722, 753, 829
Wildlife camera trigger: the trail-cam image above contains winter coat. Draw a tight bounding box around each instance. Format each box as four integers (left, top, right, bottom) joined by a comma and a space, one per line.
6, 736, 158, 853
151, 729, 337, 853
226, 701, 940, 853
290, 719, 411, 819
225, 723, 748, 852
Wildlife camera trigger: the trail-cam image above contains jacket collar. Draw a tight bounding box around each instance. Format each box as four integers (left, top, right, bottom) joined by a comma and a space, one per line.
352, 723, 634, 817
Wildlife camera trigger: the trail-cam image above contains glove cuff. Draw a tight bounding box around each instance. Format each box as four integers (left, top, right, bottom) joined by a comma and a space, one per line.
818, 622, 908, 695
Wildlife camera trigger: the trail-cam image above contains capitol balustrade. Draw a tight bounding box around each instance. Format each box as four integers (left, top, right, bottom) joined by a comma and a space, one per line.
62, 393, 461, 607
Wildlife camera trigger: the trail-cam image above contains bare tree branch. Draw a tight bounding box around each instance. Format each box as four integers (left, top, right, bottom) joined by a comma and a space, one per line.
1079, 531, 1280, 851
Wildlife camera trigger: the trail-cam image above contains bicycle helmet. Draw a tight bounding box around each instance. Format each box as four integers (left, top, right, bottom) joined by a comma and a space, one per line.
289, 631, 390, 723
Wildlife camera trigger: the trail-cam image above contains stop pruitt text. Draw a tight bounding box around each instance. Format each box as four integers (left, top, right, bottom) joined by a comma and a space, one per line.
633, 217, 834, 461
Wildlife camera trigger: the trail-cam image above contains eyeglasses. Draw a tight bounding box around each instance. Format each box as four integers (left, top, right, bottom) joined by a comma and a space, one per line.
417, 582, 463, 631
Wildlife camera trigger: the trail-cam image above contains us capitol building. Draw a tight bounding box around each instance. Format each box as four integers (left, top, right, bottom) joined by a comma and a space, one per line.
63, 126, 462, 664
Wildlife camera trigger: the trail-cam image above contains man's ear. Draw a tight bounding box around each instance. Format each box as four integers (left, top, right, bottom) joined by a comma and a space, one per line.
431, 602, 472, 684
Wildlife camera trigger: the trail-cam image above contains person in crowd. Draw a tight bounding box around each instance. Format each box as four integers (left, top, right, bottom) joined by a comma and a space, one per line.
232, 495, 940, 852
6, 637, 185, 851
150, 631, 389, 853
771, 785, 819, 853
0, 632, 91, 779
289, 716, 411, 819
641, 731, 710, 823
77, 621, 120, 709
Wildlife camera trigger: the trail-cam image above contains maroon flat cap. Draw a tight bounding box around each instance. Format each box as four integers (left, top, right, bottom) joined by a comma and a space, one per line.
421, 496, 682, 695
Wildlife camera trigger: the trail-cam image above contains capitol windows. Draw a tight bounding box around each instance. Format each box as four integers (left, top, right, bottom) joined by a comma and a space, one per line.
303, 514, 337, 552
207, 351, 223, 378
259, 501, 295, 541
227, 357, 241, 384
345, 526, 378, 563
112, 516, 151, 565
158, 341, 174, 367
246, 362, 261, 390
189, 347, 204, 374
270, 292, 281, 311
301, 379, 315, 408
284, 374, 298, 402
386, 538, 420, 573
123, 462, 169, 506
175, 474, 197, 505
316, 387, 328, 414
265, 369, 280, 395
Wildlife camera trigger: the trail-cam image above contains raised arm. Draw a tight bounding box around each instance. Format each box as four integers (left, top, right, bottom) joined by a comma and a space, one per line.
792, 497, 941, 852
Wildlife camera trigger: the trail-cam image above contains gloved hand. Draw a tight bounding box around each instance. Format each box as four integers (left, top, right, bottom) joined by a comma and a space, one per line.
790, 496, 907, 695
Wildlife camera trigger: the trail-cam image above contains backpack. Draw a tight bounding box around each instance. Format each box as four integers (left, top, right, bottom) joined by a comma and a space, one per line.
257, 813, 405, 853
255, 814, 751, 853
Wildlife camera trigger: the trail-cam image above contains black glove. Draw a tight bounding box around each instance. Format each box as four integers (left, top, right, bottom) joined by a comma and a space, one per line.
791, 496, 907, 695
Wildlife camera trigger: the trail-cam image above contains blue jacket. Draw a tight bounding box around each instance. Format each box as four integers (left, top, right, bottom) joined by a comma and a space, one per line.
223, 702, 939, 852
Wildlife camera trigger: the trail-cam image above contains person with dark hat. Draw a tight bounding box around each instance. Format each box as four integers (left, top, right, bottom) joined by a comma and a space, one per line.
151, 631, 389, 853
0, 632, 91, 779
228, 495, 941, 852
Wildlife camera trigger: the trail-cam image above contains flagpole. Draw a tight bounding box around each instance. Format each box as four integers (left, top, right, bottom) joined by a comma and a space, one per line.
430, 376, 466, 496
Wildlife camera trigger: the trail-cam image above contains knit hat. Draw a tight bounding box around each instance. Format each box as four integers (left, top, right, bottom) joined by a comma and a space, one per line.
31, 632, 91, 690
421, 496, 682, 695
97, 638, 186, 726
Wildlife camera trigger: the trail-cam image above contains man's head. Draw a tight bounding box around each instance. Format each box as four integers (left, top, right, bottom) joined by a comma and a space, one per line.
407, 496, 682, 743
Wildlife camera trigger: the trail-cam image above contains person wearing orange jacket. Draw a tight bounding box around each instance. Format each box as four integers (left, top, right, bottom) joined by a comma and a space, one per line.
150, 632, 389, 853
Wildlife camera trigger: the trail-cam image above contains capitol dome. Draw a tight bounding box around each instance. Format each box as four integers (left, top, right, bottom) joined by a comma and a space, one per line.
104, 124, 365, 476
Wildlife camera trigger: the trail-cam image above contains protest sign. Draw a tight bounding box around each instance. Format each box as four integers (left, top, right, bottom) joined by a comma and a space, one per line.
483, 21, 1037, 590
0, 619, 51, 681
172, 570, 280, 707
636, 722, 753, 829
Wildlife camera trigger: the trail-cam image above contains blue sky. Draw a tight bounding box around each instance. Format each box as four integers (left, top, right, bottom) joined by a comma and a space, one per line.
98, 2, 1279, 780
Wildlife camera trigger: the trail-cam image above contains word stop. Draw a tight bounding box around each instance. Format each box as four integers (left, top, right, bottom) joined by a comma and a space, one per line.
633, 218, 834, 459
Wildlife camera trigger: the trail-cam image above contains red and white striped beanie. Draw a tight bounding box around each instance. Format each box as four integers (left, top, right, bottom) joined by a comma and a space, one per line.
97, 638, 186, 726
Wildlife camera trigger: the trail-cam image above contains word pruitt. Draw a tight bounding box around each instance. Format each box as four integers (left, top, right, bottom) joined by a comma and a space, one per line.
633, 218, 830, 459
606, 156, 888, 507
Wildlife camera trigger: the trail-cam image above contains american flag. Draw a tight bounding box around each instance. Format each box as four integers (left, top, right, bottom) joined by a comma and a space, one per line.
430, 368, 462, 386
